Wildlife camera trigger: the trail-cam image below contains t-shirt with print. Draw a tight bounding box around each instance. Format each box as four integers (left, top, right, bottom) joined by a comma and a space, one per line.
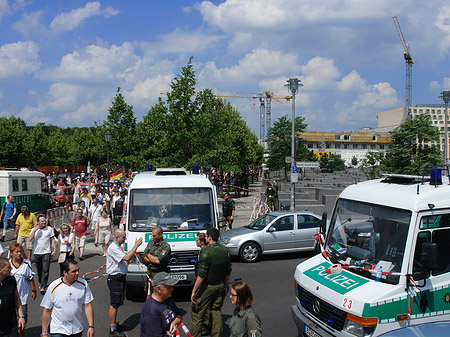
140, 296, 181, 337
71, 216, 89, 237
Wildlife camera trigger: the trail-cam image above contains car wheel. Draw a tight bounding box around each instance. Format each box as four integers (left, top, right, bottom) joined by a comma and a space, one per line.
239, 242, 261, 263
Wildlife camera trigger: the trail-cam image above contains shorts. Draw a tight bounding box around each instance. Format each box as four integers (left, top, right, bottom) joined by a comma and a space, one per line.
75, 235, 86, 248
107, 274, 126, 307
112, 215, 122, 227
91, 221, 97, 231
98, 229, 111, 244
17, 235, 33, 251
3, 218, 15, 229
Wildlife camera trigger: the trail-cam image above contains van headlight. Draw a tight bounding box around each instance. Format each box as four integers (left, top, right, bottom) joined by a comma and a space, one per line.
343, 314, 377, 337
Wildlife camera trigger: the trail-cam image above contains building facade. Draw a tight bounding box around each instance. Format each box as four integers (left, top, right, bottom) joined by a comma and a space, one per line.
298, 129, 391, 166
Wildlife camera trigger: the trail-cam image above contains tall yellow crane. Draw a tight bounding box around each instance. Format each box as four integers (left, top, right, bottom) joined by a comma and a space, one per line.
214, 91, 291, 142
393, 15, 414, 114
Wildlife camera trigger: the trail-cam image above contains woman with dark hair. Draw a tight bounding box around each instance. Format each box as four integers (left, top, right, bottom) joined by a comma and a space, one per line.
229, 281, 262, 337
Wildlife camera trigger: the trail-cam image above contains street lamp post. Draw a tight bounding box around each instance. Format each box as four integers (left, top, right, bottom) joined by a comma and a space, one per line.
440, 91, 450, 166
285, 78, 303, 212
104, 131, 112, 195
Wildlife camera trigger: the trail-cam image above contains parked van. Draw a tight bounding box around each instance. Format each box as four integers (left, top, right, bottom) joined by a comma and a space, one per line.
52, 186, 74, 206
0, 169, 52, 213
124, 168, 219, 297
292, 173, 450, 336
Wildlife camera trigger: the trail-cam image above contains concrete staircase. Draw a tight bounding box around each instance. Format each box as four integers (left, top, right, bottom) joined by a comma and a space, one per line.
269, 168, 369, 216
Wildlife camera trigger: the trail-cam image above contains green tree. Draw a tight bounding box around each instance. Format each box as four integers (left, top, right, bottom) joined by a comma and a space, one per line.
319, 153, 346, 172
23, 123, 48, 166
102, 87, 138, 168
351, 156, 358, 167
384, 114, 441, 174
266, 115, 308, 170
0, 116, 27, 166
359, 152, 384, 179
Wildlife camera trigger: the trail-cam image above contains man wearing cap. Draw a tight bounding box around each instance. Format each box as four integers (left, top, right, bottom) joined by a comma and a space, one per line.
14, 205, 37, 260
140, 272, 183, 337
142, 226, 171, 294
190, 227, 232, 337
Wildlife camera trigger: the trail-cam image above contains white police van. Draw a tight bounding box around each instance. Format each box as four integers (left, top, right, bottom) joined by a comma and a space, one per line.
292, 171, 450, 336
124, 168, 219, 297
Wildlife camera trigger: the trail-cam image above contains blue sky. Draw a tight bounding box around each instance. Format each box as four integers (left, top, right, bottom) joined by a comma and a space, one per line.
1, 0, 449, 137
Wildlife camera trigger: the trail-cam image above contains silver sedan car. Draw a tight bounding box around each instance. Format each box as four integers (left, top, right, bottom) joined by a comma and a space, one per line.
220, 211, 323, 263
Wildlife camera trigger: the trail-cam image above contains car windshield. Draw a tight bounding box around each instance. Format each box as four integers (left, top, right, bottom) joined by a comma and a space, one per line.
54, 189, 62, 196
326, 199, 411, 284
246, 214, 277, 230
129, 188, 214, 232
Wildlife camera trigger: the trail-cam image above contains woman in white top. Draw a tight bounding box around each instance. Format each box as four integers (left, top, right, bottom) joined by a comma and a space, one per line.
95, 210, 113, 256
56, 223, 75, 276
9, 242, 36, 324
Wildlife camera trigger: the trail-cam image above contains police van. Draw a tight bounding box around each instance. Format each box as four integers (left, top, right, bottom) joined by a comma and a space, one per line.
0, 169, 52, 213
124, 168, 219, 297
292, 172, 450, 336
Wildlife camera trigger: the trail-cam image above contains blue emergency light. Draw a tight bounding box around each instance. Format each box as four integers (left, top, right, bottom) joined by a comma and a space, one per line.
430, 168, 442, 185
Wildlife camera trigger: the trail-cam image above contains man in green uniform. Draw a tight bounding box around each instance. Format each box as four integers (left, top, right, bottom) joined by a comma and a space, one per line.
190, 227, 232, 337
220, 192, 235, 231
266, 181, 278, 211
142, 226, 171, 294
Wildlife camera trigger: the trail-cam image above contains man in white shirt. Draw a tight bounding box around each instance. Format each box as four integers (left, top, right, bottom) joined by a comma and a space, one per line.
41, 259, 94, 337
88, 197, 103, 245
106, 229, 142, 337
29, 214, 56, 294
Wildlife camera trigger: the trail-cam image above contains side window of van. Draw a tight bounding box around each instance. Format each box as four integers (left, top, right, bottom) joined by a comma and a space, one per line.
12, 179, 19, 192
414, 214, 450, 278
22, 179, 28, 191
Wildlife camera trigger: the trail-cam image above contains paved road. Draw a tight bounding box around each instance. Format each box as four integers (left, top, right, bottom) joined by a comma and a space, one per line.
20, 247, 313, 336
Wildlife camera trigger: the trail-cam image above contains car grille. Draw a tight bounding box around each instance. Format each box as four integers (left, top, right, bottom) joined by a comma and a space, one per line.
167, 250, 198, 266
297, 284, 347, 331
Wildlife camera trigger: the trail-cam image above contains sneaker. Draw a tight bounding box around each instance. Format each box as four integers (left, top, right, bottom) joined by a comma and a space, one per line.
79, 256, 84, 261
109, 329, 125, 337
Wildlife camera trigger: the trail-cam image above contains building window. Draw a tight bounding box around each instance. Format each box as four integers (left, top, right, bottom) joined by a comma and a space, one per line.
344, 144, 348, 149
371, 144, 376, 149
362, 144, 367, 149
380, 144, 385, 149
335, 144, 340, 149
343, 135, 350, 140
335, 135, 340, 140
326, 143, 330, 149
439, 115, 442, 120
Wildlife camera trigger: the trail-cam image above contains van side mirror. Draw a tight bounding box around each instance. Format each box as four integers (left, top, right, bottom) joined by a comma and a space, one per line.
320, 212, 327, 234
421, 242, 439, 271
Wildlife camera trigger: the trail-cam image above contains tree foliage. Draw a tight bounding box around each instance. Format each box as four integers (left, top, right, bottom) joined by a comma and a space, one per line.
318, 153, 346, 172
266, 115, 312, 170
359, 152, 384, 179
383, 114, 442, 174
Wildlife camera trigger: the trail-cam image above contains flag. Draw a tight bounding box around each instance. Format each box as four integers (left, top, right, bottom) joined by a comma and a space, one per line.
110, 169, 123, 180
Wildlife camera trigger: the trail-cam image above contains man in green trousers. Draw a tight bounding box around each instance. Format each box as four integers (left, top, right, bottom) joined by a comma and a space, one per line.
190, 227, 232, 337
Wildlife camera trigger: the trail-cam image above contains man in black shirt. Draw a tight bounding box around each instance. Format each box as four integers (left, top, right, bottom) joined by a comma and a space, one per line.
0, 258, 26, 336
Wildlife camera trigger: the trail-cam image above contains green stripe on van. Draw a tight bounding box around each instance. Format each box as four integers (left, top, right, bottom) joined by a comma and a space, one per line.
304, 262, 369, 295
145, 231, 200, 242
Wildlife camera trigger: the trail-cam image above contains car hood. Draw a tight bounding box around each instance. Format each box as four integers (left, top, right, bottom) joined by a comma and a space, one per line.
220, 226, 257, 239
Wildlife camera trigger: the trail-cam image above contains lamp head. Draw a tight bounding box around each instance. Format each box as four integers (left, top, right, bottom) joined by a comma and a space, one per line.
104, 131, 112, 143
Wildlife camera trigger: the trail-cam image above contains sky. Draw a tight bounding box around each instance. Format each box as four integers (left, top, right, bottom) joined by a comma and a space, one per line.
1, 0, 450, 139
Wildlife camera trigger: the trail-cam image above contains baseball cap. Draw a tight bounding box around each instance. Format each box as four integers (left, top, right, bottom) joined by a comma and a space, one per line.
152, 272, 179, 287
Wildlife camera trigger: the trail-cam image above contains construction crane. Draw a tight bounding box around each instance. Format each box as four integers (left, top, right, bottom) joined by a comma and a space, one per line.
214, 91, 291, 142
392, 15, 414, 114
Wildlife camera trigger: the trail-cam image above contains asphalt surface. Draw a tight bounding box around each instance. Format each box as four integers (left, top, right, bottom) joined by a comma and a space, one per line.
1, 177, 313, 336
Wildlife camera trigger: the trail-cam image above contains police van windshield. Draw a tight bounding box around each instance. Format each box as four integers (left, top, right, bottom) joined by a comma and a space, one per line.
326, 199, 411, 283
129, 188, 214, 232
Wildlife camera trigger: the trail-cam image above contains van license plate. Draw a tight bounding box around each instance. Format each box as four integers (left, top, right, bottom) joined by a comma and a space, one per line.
304, 325, 321, 337
171, 274, 187, 280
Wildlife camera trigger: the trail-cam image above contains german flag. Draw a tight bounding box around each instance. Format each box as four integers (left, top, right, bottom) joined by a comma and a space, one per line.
110, 169, 123, 180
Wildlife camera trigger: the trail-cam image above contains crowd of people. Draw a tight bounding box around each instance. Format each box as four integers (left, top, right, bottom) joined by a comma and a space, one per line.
0, 194, 262, 337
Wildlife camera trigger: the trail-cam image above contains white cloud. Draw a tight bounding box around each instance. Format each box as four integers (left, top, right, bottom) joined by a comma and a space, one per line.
0, 0, 11, 21
300, 57, 340, 91
12, 10, 46, 37
49, 1, 119, 34
40, 42, 140, 83
61, 98, 110, 123
125, 74, 174, 109
199, 48, 299, 87
337, 70, 369, 92
0, 41, 40, 78
436, 5, 450, 54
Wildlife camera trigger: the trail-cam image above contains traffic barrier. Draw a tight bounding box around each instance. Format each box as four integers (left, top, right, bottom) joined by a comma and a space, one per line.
82, 263, 107, 283
45, 206, 70, 220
